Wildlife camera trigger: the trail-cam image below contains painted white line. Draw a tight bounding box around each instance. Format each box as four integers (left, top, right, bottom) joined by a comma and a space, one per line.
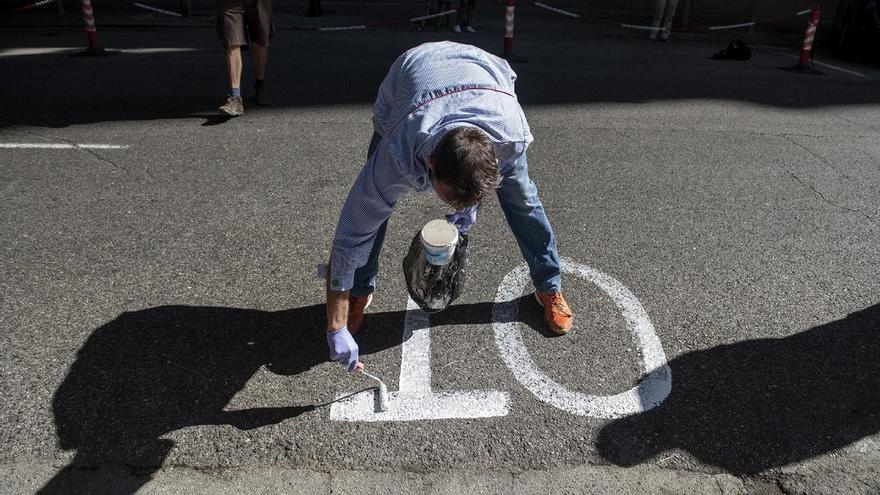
0, 47, 78, 57
0, 143, 129, 149
330, 298, 510, 422
797, 8, 812, 16
119, 48, 202, 54
534, 2, 580, 18
763, 48, 873, 80
709, 21, 755, 31
133, 2, 182, 17
621, 23, 661, 32
318, 25, 367, 32
0, 47, 200, 58
409, 9, 456, 22
493, 259, 672, 419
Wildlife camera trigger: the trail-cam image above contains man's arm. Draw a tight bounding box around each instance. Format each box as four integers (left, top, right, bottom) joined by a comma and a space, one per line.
324, 140, 412, 372
325, 269, 362, 373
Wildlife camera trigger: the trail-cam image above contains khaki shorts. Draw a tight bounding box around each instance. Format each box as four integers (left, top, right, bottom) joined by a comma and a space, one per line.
217, 0, 272, 47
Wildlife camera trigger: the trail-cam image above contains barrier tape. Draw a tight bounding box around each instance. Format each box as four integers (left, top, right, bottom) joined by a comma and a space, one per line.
318, 24, 367, 31
534, 1, 826, 34
408, 9, 456, 23
534, 2, 579, 18
621, 23, 660, 32
4, 0, 53, 14
133, 2, 182, 17
127, 1, 453, 32
708, 21, 755, 31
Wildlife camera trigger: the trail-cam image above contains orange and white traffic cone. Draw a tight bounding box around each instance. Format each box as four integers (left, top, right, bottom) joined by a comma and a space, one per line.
501, 0, 526, 62
788, 5, 822, 74
75, 0, 107, 56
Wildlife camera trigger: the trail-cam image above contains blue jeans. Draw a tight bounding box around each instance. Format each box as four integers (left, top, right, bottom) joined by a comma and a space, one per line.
351, 140, 561, 296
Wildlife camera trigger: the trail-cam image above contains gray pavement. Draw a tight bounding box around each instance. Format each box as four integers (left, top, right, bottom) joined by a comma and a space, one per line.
1, 9, 880, 495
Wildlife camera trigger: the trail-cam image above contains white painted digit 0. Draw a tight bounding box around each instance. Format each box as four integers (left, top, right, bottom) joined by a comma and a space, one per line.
329, 298, 510, 422
492, 259, 672, 419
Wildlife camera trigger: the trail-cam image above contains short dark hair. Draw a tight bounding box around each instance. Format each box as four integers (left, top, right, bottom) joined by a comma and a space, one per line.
430, 127, 500, 210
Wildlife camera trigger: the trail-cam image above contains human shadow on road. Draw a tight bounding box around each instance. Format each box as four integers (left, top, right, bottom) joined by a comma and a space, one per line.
41, 296, 540, 494
597, 302, 880, 475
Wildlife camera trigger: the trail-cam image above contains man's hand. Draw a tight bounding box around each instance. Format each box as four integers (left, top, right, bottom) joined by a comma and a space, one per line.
445, 206, 478, 233
327, 326, 363, 373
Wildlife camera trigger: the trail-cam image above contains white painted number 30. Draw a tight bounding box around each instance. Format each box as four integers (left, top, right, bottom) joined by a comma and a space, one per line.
330, 258, 672, 422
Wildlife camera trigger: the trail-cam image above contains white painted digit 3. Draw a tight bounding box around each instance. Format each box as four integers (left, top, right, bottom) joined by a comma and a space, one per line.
330, 258, 671, 422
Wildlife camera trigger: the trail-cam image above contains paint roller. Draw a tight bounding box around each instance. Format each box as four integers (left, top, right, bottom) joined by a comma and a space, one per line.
359, 369, 389, 412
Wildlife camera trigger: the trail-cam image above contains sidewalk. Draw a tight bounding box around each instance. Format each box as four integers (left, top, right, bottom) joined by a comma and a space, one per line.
0, 461, 772, 494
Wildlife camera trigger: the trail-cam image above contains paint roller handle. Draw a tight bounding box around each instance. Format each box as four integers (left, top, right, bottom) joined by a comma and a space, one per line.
445, 205, 478, 234
326, 326, 363, 373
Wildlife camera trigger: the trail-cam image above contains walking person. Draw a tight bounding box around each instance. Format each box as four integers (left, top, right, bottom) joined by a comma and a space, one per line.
650, 0, 679, 41
453, 0, 477, 32
216, 0, 273, 116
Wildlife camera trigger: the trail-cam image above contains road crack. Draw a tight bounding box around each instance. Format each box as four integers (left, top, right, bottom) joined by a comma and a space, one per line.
80, 147, 129, 175
782, 136, 875, 223
782, 135, 851, 179
786, 170, 874, 222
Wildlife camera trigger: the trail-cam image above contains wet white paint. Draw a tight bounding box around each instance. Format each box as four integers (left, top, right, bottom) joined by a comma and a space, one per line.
492, 259, 672, 419
330, 298, 510, 422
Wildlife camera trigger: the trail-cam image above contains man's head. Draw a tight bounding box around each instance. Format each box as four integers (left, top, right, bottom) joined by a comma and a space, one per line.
429, 127, 500, 210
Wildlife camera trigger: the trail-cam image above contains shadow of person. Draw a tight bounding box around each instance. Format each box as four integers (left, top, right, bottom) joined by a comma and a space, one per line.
597, 303, 880, 475
40, 296, 543, 493
40, 303, 396, 494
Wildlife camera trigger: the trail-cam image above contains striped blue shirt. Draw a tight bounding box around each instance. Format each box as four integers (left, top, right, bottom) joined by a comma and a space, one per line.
329, 41, 533, 291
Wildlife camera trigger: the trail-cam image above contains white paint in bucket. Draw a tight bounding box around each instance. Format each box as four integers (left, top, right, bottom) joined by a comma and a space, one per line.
420, 219, 458, 265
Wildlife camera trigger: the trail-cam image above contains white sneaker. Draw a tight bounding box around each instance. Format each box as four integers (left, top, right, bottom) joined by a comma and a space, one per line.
464, 25, 476, 33
453, 24, 461, 32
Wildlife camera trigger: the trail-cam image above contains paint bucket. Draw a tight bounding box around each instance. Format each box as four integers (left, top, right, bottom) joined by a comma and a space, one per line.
420, 219, 458, 266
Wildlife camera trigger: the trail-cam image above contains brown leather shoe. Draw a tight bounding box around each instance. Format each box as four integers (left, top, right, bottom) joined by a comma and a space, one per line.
535, 291, 573, 335
348, 293, 373, 334
218, 95, 244, 116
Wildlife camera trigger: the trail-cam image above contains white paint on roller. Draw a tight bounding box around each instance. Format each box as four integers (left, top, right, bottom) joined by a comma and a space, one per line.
492, 259, 671, 419
330, 298, 510, 422
0, 143, 129, 149
359, 370, 389, 412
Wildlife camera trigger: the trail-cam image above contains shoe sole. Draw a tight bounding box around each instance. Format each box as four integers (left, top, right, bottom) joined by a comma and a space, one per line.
534, 292, 573, 335
218, 108, 243, 116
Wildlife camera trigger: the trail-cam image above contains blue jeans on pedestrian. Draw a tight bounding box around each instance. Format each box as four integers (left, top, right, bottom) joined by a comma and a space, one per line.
351, 138, 561, 297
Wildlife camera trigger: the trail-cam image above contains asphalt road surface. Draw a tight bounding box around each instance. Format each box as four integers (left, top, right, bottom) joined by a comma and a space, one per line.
1, 14, 879, 495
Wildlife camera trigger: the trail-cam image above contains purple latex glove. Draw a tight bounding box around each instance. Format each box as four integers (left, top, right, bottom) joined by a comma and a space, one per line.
327, 326, 361, 373
445, 206, 478, 233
